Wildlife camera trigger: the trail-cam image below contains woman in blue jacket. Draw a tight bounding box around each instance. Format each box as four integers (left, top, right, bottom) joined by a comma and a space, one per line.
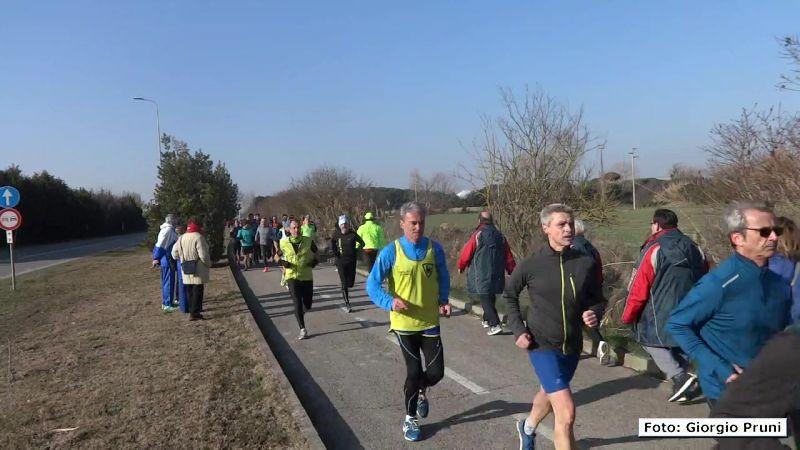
769, 216, 800, 324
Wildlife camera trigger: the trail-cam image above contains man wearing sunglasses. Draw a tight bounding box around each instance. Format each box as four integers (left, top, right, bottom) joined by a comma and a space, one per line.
667, 201, 791, 410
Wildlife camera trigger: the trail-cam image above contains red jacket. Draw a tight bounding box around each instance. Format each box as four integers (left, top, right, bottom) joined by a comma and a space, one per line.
457, 225, 516, 274
622, 229, 709, 324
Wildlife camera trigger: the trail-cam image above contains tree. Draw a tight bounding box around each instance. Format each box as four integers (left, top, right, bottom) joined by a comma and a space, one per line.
463, 87, 604, 257
778, 35, 800, 91
288, 166, 374, 236
409, 169, 455, 213
147, 135, 240, 261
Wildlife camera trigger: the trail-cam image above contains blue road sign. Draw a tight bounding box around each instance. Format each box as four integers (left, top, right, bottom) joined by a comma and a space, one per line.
0, 186, 20, 209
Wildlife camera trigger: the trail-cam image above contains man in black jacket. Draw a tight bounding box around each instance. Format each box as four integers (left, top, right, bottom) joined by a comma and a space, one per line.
504, 203, 606, 450
330, 215, 365, 312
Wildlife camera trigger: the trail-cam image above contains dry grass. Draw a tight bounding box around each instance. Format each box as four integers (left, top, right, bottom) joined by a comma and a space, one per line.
0, 248, 306, 449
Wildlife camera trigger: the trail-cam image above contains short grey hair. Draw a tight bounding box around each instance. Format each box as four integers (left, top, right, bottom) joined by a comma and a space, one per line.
725, 201, 774, 234
400, 201, 427, 219
540, 203, 574, 226
574, 218, 586, 235
165, 214, 176, 225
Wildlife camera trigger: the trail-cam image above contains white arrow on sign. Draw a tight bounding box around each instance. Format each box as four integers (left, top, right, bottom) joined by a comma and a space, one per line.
2, 189, 11, 206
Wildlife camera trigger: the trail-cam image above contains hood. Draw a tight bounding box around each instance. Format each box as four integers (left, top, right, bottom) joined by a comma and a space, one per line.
160, 222, 174, 230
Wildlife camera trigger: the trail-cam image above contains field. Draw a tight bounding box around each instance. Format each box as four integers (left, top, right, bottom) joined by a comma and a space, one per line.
0, 248, 306, 449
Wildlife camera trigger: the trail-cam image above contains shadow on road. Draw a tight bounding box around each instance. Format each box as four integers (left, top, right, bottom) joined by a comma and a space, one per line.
424, 399, 531, 439
573, 373, 662, 407
230, 250, 363, 450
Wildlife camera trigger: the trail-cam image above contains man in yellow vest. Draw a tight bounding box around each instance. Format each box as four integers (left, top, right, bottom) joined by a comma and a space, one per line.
366, 201, 451, 442
277, 218, 319, 340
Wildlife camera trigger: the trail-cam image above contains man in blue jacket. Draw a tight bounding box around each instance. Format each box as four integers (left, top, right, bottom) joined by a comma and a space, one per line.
667, 201, 791, 409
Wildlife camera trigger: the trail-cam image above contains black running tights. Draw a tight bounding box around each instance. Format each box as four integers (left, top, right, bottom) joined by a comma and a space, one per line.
395, 332, 445, 416
287, 279, 313, 329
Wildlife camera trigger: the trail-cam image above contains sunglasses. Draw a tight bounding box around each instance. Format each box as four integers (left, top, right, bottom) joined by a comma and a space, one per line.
743, 226, 784, 238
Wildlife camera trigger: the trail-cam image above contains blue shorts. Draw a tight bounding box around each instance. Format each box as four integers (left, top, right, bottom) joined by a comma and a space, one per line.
528, 349, 580, 394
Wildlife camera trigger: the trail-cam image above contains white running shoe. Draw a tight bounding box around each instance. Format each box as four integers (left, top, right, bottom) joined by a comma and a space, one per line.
298, 328, 308, 340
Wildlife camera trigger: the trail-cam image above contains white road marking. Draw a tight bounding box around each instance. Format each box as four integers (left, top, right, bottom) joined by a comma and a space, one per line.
384, 335, 488, 395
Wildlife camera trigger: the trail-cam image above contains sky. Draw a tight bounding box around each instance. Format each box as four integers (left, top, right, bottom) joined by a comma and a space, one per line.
2, 1, 800, 201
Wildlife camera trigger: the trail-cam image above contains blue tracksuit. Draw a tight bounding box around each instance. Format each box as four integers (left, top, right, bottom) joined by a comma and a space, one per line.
152, 222, 178, 307
666, 252, 790, 400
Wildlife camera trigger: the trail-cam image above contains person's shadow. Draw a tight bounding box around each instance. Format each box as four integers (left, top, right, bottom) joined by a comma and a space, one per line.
423, 399, 531, 439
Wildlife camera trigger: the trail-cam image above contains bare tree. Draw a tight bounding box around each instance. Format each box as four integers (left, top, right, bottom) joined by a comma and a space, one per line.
289, 166, 374, 237
778, 35, 800, 91
462, 87, 603, 257
409, 169, 455, 213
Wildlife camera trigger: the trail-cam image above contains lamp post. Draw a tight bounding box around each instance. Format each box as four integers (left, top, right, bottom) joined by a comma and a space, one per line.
133, 97, 162, 155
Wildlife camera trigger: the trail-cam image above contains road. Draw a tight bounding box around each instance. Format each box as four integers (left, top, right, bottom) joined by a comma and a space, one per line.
0, 233, 147, 279
241, 263, 714, 449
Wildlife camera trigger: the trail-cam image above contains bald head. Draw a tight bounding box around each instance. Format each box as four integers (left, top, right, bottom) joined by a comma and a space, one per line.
478, 211, 493, 225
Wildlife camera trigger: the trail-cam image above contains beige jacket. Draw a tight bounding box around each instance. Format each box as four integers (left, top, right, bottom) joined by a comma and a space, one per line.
171, 231, 211, 284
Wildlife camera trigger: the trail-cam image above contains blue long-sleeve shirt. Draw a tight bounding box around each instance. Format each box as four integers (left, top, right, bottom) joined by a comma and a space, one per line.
366, 236, 450, 312
666, 252, 790, 400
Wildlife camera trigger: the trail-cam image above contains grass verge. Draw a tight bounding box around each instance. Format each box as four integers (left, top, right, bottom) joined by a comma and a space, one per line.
0, 248, 306, 449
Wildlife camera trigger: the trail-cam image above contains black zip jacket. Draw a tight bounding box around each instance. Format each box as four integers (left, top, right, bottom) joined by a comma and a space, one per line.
503, 244, 606, 355
330, 229, 365, 264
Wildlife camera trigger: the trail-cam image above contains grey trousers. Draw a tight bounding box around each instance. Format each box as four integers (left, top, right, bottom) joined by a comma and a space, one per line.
643, 345, 689, 379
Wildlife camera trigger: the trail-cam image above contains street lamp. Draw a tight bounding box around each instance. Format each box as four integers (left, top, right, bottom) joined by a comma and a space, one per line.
629, 148, 639, 210
133, 97, 162, 155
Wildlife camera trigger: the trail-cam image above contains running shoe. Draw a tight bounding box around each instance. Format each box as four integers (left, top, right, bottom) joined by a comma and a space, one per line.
482, 320, 490, 328
403, 416, 421, 442
676, 376, 702, 403
598, 341, 615, 366
487, 325, 503, 336
161, 305, 177, 313
417, 390, 429, 418
669, 372, 698, 402
298, 328, 308, 340
263, 266, 269, 273
516, 419, 535, 450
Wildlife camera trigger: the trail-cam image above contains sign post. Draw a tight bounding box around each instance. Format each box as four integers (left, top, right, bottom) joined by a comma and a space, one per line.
0, 188, 22, 291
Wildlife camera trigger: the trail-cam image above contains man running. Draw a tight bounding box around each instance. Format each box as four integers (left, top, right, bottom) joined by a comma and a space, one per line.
358, 211, 385, 273
504, 204, 605, 450
277, 218, 319, 339
366, 202, 451, 442
667, 201, 790, 410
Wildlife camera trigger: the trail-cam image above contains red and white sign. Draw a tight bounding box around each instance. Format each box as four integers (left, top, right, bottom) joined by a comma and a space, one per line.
0, 208, 22, 231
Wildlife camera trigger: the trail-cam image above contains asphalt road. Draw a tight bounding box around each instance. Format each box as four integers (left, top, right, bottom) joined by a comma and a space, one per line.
0, 233, 147, 279
241, 262, 714, 450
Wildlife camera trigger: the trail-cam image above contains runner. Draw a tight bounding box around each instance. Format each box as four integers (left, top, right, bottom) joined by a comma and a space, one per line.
301, 214, 317, 239
366, 202, 451, 442
330, 214, 365, 312
277, 218, 319, 339
503, 203, 605, 450
358, 211, 385, 273
237, 220, 256, 270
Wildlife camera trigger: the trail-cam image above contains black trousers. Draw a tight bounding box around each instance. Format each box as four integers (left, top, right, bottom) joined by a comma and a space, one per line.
395, 332, 445, 417
337, 260, 357, 289
260, 244, 273, 263
253, 243, 261, 263
478, 293, 501, 327
185, 284, 204, 317
287, 279, 313, 329
364, 249, 378, 273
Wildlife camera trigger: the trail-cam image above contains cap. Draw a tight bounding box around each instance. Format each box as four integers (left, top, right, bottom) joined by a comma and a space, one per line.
338, 215, 348, 226
364, 212, 374, 220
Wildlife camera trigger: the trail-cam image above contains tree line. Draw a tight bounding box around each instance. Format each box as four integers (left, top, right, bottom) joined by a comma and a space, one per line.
0, 165, 147, 245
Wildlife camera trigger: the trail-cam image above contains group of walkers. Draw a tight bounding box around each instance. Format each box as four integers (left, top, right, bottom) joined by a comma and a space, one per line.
151, 214, 211, 321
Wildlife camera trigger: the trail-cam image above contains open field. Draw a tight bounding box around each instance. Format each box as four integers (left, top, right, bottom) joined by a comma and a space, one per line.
0, 248, 306, 449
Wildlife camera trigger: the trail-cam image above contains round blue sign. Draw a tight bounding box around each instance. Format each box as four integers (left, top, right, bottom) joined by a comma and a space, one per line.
0, 186, 20, 209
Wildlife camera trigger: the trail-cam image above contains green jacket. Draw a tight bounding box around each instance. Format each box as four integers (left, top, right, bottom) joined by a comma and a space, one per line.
280, 236, 315, 281
357, 220, 384, 250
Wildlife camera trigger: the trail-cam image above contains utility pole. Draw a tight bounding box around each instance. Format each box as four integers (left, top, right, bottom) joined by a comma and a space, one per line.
629, 148, 639, 210
598, 143, 606, 203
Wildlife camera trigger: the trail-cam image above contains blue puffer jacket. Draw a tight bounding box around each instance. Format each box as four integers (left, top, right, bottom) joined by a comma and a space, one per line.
666, 252, 790, 400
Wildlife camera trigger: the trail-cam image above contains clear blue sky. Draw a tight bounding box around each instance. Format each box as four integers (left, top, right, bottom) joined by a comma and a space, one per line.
2, 1, 799, 200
